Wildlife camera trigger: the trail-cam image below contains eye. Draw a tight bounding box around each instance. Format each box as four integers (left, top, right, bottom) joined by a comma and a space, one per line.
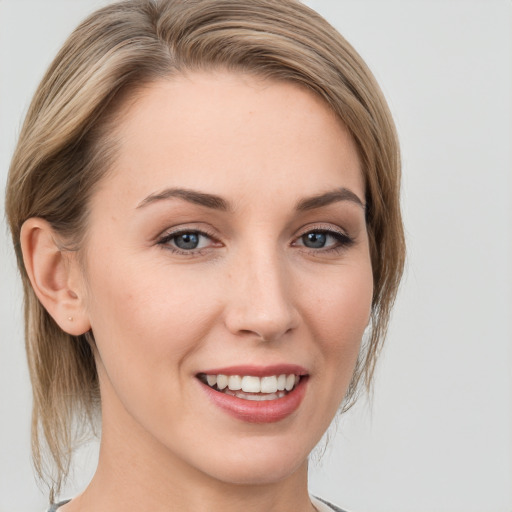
173, 232, 204, 250
301, 231, 329, 249
157, 229, 216, 253
294, 228, 354, 252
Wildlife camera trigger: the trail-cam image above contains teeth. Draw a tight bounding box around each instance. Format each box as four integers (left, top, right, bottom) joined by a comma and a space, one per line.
217, 374, 228, 390
202, 373, 301, 396
228, 375, 242, 391
224, 389, 287, 401
260, 376, 278, 393
206, 374, 217, 387
241, 376, 260, 393
226, 389, 284, 402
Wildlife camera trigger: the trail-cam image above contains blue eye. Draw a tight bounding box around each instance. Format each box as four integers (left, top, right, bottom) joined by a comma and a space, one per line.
174, 232, 200, 250
296, 229, 353, 251
158, 230, 213, 252
302, 232, 328, 248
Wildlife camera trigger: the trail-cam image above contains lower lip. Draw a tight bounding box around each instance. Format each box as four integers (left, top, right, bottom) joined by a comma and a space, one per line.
199, 377, 308, 423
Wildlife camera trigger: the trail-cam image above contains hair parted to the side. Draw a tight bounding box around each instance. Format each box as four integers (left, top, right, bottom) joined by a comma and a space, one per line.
5, 0, 405, 501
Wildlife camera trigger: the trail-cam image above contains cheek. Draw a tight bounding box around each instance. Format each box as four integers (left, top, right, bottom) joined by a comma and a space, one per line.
303, 259, 373, 384
307, 262, 372, 338
82, 252, 228, 431
82, 250, 223, 377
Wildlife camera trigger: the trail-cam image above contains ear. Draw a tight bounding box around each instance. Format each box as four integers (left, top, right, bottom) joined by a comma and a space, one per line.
20, 218, 91, 336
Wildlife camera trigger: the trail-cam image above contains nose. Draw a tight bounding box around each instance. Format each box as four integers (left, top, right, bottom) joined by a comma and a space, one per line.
223, 247, 300, 342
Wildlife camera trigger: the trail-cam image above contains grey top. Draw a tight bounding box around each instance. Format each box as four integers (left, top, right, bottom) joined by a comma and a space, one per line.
46, 500, 70, 512
47, 496, 347, 511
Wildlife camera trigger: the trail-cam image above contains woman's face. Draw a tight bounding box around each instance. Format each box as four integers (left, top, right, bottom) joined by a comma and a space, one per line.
79, 72, 373, 485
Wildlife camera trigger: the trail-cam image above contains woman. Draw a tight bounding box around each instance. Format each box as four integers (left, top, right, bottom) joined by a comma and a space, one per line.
4, 0, 405, 510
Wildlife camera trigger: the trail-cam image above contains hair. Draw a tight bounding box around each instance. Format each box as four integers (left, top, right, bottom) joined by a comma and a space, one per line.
5, 0, 405, 501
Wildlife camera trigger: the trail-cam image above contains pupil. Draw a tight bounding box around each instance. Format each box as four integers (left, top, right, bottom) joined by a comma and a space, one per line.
175, 233, 199, 250
303, 232, 326, 248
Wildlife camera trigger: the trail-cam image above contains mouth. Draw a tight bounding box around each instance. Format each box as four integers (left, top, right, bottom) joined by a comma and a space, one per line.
196, 366, 309, 422
197, 373, 302, 401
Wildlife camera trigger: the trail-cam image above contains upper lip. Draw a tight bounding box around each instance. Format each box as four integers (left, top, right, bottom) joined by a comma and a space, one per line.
197, 364, 308, 377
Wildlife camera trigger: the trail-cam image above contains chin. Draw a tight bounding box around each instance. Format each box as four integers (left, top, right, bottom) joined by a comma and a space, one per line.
190, 437, 311, 486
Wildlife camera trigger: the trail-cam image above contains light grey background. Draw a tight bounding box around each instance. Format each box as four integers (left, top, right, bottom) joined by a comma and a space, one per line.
1, 1, 511, 511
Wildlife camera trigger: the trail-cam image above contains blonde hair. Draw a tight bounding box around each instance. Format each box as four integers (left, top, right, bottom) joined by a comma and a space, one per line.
5, 0, 405, 500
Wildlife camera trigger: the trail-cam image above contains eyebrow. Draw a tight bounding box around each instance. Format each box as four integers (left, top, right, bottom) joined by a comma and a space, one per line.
295, 188, 365, 211
136, 186, 365, 212
136, 188, 230, 211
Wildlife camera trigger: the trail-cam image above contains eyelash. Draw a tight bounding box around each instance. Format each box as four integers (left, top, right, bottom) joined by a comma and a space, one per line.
156, 226, 354, 256
156, 228, 220, 256
292, 226, 354, 254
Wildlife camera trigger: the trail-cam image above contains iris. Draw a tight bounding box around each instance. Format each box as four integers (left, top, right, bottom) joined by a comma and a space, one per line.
174, 232, 200, 250
302, 232, 327, 248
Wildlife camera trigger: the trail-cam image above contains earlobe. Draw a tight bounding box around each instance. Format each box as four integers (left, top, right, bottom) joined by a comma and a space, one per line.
20, 218, 91, 336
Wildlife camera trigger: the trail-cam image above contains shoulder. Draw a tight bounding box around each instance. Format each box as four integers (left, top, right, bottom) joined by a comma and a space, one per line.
46, 500, 71, 512
312, 495, 350, 512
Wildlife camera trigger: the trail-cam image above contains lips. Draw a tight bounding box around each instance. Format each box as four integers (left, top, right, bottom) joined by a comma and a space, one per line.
196, 365, 309, 423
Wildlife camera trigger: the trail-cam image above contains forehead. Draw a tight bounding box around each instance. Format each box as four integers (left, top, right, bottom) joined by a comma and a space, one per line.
94, 72, 364, 210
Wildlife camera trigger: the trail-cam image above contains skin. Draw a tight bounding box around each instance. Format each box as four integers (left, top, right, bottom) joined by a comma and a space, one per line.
22, 72, 373, 512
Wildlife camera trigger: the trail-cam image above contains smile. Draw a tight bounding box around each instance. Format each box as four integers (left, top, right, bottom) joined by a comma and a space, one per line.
196, 366, 309, 423
198, 373, 301, 401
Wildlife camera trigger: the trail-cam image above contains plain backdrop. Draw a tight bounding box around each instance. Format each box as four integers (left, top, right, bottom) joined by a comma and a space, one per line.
1, 1, 511, 511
